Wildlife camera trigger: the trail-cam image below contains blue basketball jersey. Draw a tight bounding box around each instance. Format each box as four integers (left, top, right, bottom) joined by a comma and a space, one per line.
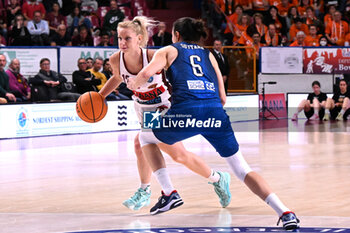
166, 42, 221, 104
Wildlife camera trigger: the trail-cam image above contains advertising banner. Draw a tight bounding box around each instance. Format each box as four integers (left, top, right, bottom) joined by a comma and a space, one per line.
0, 48, 58, 75
304, 48, 350, 74
224, 95, 259, 121
60, 47, 119, 75
259, 93, 287, 118
261, 47, 303, 74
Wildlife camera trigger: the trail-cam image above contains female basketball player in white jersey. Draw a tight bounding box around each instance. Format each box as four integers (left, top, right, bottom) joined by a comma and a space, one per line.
128, 17, 300, 230
99, 16, 231, 211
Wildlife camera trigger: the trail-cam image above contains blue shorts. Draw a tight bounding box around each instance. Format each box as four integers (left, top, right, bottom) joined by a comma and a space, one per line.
153, 100, 239, 157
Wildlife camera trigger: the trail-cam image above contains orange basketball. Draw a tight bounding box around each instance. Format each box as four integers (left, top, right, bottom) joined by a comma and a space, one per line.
76, 92, 108, 123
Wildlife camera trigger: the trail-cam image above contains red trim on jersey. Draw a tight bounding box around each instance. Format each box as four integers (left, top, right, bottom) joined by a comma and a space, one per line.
133, 85, 166, 100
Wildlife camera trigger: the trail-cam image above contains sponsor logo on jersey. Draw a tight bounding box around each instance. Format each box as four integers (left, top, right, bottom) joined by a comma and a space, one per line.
134, 86, 165, 101
136, 97, 162, 105
187, 80, 215, 92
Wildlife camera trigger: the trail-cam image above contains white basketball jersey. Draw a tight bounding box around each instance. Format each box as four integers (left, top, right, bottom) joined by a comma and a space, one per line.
119, 48, 171, 106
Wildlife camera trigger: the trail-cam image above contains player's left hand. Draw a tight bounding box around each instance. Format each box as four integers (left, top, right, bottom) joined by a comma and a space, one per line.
127, 77, 137, 90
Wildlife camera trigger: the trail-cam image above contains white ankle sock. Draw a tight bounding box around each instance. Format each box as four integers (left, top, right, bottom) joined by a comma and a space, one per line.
154, 168, 174, 195
325, 109, 330, 114
208, 169, 220, 182
340, 109, 345, 115
265, 193, 290, 216
314, 109, 319, 116
140, 183, 151, 191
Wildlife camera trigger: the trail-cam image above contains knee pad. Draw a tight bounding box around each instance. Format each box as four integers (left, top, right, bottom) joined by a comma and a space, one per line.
139, 130, 161, 147
225, 150, 252, 182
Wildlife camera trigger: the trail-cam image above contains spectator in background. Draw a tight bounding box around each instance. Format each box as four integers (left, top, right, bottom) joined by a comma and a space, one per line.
233, 14, 250, 44
102, 0, 125, 36
345, 32, 350, 46
73, 58, 101, 94
30, 58, 80, 102
289, 17, 309, 42
61, 0, 81, 16
313, 0, 324, 17
86, 57, 93, 69
248, 13, 268, 37
221, 0, 235, 15
0, 54, 16, 103
9, 14, 32, 46
305, 24, 322, 46
45, 2, 65, 36
102, 59, 112, 80
72, 26, 94, 46
212, 39, 230, 93
152, 22, 172, 46
66, 7, 92, 36
277, 0, 291, 17
261, 23, 282, 46
325, 11, 349, 46
27, 11, 50, 46
50, 24, 72, 46
22, 0, 46, 20
6, 59, 31, 102
97, 32, 112, 46
252, 0, 269, 13
87, 57, 107, 91
324, 5, 336, 28
235, 0, 253, 16
289, 31, 306, 46
305, 6, 323, 31
223, 5, 243, 45
6, 0, 22, 26
286, 6, 299, 29
81, 0, 98, 12
298, 0, 312, 18
318, 36, 330, 46
264, 6, 287, 36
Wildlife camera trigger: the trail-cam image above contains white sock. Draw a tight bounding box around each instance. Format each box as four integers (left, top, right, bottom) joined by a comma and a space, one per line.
265, 193, 290, 216
153, 168, 174, 195
314, 109, 319, 116
340, 109, 345, 115
325, 109, 330, 114
140, 183, 151, 191
208, 169, 220, 182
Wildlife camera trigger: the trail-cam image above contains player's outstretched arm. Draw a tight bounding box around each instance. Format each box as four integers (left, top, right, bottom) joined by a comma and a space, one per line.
128, 46, 177, 90
99, 52, 123, 98
209, 52, 226, 106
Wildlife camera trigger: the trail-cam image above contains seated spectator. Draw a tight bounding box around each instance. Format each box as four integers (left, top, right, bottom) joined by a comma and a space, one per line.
289, 17, 309, 42
0, 54, 16, 103
0, 17, 7, 41
45, 2, 65, 36
51, 24, 72, 46
268, 0, 281, 7
221, 0, 235, 15
305, 6, 322, 31
345, 32, 350, 46
286, 6, 299, 29
9, 14, 32, 46
277, 0, 291, 17
61, 0, 80, 16
325, 11, 349, 46
86, 57, 93, 69
290, 31, 306, 46
305, 24, 322, 46
6, 59, 31, 102
72, 26, 94, 46
235, 0, 253, 15
223, 5, 243, 45
233, 14, 250, 44
252, 0, 269, 12
6, 0, 22, 26
261, 24, 282, 46
318, 36, 330, 46
67, 7, 92, 36
323, 80, 350, 121
22, 0, 46, 20
313, 0, 324, 17
264, 6, 287, 36
97, 31, 112, 46
102, 58, 112, 80
81, 0, 98, 12
87, 57, 107, 91
291, 80, 327, 121
102, 0, 125, 36
298, 0, 312, 18
248, 13, 268, 37
152, 22, 172, 46
29, 58, 80, 102
323, 4, 336, 28
27, 11, 50, 46
72, 58, 101, 94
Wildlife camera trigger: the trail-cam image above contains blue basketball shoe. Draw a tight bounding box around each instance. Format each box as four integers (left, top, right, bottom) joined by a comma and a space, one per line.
150, 190, 183, 215
277, 211, 300, 230
122, 186, 151, 210
209, 171, 231, 208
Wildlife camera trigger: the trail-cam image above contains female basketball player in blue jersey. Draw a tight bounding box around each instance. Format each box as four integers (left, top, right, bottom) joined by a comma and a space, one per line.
99, 16, 231, 212
127, 17, 300, 230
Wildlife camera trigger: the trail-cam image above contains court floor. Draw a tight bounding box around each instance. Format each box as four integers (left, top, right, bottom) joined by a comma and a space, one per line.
0, 119, 350, 233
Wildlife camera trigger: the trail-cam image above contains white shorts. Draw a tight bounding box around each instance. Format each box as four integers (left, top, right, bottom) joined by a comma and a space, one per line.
134, 101, 171, 124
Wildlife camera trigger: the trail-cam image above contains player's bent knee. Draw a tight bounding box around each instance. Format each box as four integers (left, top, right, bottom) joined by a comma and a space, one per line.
139, 131, 161, 147
226, 150, 253, 182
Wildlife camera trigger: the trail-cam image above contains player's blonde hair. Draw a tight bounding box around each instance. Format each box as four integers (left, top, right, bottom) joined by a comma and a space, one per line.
118, 16, 157, 47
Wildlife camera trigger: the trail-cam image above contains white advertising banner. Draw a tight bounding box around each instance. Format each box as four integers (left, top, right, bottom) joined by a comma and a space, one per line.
60, 47, 119, 75
0, 48, 58, 75
224, 95, 259, 121
261, 47, 303, 74
0, 100, 139, 139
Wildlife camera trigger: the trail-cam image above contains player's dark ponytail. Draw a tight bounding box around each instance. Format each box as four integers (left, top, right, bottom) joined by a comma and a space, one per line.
173, 17, 207, 42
